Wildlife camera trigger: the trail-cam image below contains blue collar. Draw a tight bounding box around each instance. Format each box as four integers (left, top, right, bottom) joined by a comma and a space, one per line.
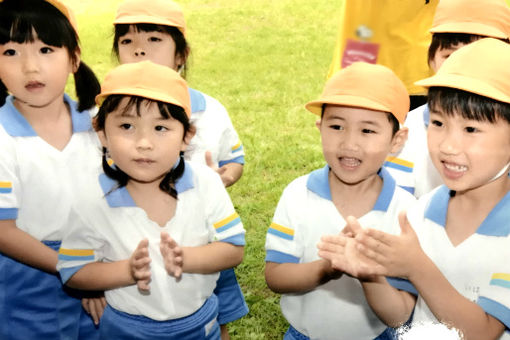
0, 94, 92, 137
306, 165, 396, 212
99, 161, 195, 208
424, 185, 510, 236
188, 88, 206, 113
422, 104, 430, 128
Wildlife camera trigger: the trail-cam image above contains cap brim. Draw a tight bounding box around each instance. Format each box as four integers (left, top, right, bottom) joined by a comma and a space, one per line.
416, 74, 510, 104
305, 95, 393, 118
95, 89, 189, 115
430, 22, 507, 39
114, 16, 185, 34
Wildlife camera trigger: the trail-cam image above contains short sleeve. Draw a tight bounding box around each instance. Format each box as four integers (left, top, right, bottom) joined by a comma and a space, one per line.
56, 207, 105, 283
205, 171, 245, 246
0, 131, 20, 220
215, 102, 245, 167
478, 271, 510, 329
265, 182, 304, 264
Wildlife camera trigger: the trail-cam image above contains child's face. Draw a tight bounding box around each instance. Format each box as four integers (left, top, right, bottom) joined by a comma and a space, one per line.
317, 105, 407, 185
117, 26, 182, 70
430, 43, 467, 73
428, 109, 510, 192
98, 98, 189, 185
0, 37, 76, 109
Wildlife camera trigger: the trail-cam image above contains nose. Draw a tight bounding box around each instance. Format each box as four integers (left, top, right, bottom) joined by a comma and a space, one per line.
438, 130, 460, 155
339, 129, 360, 152
135, 130, 153, 151
134, 48, 146, 57
21, 53, 39, 73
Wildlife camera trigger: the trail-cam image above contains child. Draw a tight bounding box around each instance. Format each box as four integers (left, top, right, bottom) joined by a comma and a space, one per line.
113, 0, 245, 188
264, 62, 416, 339
384, 0, 510, 197
319, 38, 510, 339
0, 0, 102, 338
57, 61, 246, 340
112, 1, 249, 338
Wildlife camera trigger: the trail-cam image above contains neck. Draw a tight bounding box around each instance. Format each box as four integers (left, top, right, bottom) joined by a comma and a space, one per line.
329, 170, 383, 198
13, 93, 69, 125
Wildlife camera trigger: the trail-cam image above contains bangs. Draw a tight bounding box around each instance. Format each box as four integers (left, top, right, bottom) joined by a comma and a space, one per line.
428, 87, 510, 124
0, 0, 78, 51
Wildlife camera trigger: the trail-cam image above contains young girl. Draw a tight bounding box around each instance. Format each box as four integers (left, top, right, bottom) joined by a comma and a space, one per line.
112, 1, 249, 337
318, 38, 510, 339
0, 0, 102, 338
57, 61, 246, 340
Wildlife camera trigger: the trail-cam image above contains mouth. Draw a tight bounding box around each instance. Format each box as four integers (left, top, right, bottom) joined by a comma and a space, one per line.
442, 161, 468, 173
25, 81, 45, 90
134, 158, 155, 165
339, 156, 361, 168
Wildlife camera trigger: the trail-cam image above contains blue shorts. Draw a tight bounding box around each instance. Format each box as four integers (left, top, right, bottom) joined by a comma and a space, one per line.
213, 268, 248, 324
0, 240, 99, 340
284, 324, 397, 340
100, 295, 220, 340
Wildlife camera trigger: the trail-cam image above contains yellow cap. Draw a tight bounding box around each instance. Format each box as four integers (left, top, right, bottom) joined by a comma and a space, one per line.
45, 0, 79, 35
416, 38, 510, 104
96, 61, 191, 117
305, 62, 410, 124
114, 0, 186, 36
430, 0, 510, 39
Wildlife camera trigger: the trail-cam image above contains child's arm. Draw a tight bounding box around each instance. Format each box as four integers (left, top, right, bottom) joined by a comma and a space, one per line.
205, 151, 243, 187
318, 216, 416, 326
65, 239, 151, 291
0, 219, 58, 273
160, 231, 243, 277
357, 212, 505, 339
265, 259, 341, 294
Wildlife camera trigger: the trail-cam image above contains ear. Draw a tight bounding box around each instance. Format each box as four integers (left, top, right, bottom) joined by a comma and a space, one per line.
71, 48, 81, 73
180, 125, 196, 152
315, 119, 322, 130
389, 127, 408, 154
97, 129, 108, 149
175, 46, 190, 72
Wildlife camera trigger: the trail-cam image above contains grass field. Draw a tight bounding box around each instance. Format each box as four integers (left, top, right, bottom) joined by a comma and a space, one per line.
68, 0, 342, 338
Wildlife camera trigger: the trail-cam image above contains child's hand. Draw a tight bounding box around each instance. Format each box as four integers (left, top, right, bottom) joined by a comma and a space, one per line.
82, 295, 106, 325
355, 211, 426, 279
160, 231, 183, 279
205, 151, 233, 187
318, 216, 379, 279
129, 239, 152, 291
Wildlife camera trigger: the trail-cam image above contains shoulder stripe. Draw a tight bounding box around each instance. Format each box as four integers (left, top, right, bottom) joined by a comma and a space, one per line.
268, 222, 294, 240
231, 141, 243, 153
490, 273, 510, 289
0, 181, 12, 194
384, 156, 413, 173
58, 248, 95, 261
214, 213, 241, 233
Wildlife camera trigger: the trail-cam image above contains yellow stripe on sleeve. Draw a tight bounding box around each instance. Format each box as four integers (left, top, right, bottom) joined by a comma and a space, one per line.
214, 213, 240, 229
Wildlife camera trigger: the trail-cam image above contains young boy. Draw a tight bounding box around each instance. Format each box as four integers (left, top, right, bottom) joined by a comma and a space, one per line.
264, 62, 416, 339
384, 0, 510, 197
319, 38, 510, 340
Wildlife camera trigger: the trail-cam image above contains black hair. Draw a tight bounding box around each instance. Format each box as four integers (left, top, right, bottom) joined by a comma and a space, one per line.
96, 95, 192, 199
112, 23, 190, 78
428, 87, 510, 124
427, 33, 505, 64
321, 105, 401, 136
0, 0, 100, 111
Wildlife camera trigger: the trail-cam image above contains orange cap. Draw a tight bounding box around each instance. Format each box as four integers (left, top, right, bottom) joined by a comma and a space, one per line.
430, 0, 510, 39
114, 0, 186, 36
305, 62, 410, 124
45, 0, 79, 35
96, 61, 191, 117
416, 38, 510, 104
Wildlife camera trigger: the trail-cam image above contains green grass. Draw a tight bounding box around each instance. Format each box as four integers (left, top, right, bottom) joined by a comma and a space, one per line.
68, 0, 341, 338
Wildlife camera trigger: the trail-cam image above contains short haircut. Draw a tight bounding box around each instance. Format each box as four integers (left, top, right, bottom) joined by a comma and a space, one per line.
428, 86, 510, 124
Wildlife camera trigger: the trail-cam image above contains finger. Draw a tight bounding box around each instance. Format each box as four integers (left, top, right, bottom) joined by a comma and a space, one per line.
320, 234, 347, 247
317, 240, 345, 254
100, 296, 107, 309
137, 280, 150, 291
398, 210, 412, 235
361, 228, 395, 248
345, 216, 363, 235
133, 256, 151, 269
356, 230, 393, 256
205, 151, 215, 168
173, 266, 183, 279
137, 238, 149, 249
82, 298, 91, 314
88, 299, 100, 325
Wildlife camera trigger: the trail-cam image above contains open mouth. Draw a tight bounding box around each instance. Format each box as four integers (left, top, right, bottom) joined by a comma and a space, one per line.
443, 161, 467, 173
25, 81, 45, 90
339, 157, 361, 168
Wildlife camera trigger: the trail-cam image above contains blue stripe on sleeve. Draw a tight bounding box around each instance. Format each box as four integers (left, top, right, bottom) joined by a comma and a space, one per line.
478, 296, 510, 329
265, 250, 300, 263
58, 254, 95, 262
219, 234, 246, 246
216, 217, 242, 233
386, 277, 418, 295
59, 265, 85, 284
383, 161, 413, 173
0, 208, 18, 220
219, 156, 245, 167
267, 228, 294, 241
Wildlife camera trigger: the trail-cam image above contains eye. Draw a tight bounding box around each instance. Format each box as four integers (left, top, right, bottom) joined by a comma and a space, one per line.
119, 123, 132, 130
120, 38, 132, 45
149, 36, 162, 42
40, 47, 54, 54
430, 119, 443, 127
361, 128, 376, 134
2, 49, 16, 56
465, 126, 478, 133
155, 125, 168, 132
329, 124, 342, 131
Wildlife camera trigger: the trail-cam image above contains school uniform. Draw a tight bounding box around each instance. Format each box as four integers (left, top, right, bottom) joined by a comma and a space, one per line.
396, 186, 510, 339
265, 165, 416, 340
0, 95, 101, 339
384, 104, 443, 197
57, 161, 246, 340
187, 88, 248, 325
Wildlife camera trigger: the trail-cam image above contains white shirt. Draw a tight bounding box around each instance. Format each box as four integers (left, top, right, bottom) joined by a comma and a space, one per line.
0, 95, 101, 241
401, 186, 510, 339
185, 89, 244, 167
265, 165, 416, 339
57, 161, 245, 321
385, 104, 442, 198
